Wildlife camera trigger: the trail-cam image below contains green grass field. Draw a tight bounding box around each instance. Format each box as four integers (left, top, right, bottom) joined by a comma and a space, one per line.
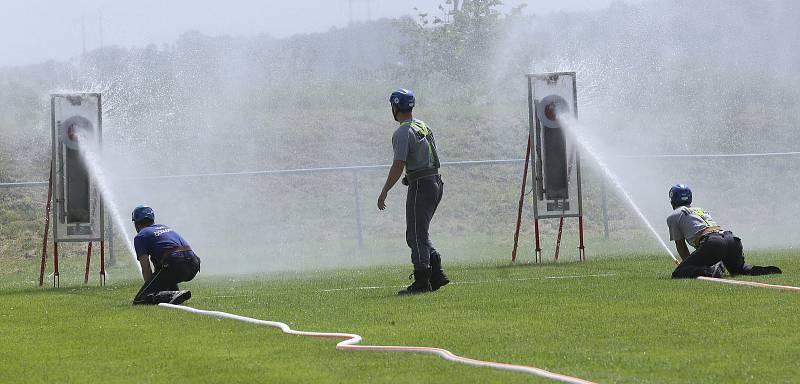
1, 249, 799, 383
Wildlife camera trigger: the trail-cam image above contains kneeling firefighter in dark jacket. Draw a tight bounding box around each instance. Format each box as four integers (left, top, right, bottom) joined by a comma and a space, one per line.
131, 205, 201, 305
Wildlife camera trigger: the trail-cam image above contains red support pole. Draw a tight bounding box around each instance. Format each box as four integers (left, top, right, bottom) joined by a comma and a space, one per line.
39, 160, 54, 287
99, 240, 106, 286
578, 215, 586, 261
53, 242, 60, 288
511, 133, 533, 263
84, 242, 92, 285
533, 218, 542, 263
554, 217, 565, 261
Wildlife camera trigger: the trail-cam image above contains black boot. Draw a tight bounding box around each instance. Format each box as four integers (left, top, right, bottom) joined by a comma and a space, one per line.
398, 268, 432, 295
747, 266, 782, 275
151, 290, 192, 305
706, 262, 725, 278
169, 290, 192, 304
430, 252, 450, 291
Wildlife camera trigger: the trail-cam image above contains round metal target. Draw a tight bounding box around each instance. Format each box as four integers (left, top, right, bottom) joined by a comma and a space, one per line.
59, 115, 94, 150
536, 94, 570, 128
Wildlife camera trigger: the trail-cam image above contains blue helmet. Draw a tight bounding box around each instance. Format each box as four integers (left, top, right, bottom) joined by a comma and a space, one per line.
389, 89, 415, 112
669, 184, 692, 206
132, 205, 155, 223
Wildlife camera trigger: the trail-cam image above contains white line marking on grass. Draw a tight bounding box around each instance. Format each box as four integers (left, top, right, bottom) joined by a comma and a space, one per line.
697, 277, 800, 292
322, 285, 404, 292
159, 303, 597, 384
320, 273, 617, 292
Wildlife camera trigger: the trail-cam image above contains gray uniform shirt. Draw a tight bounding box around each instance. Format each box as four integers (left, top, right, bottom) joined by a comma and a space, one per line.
392, 118, 436, 173
666, 206, 719, 248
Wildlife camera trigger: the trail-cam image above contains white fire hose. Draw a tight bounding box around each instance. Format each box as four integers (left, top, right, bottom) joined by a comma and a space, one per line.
159, 303, 596, 383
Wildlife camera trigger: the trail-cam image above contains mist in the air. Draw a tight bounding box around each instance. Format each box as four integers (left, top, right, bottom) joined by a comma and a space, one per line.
490, 0, 800, 250
1, 0, 798, 277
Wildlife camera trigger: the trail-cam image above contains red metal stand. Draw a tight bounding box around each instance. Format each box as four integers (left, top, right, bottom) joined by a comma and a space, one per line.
40, 93, 106, 288
516, 72, 586, 264
84, 242, 92, 285
39, 160, 54, 287
53, 242, 60, 288
533, 218, 542, 263
99, 240, 106, 286
554, 217, 565, 261
578, 215, 586, 261
511, 133, 533, 263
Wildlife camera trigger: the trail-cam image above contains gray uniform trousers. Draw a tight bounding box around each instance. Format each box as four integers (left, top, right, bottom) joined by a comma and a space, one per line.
405, 175, 444, 270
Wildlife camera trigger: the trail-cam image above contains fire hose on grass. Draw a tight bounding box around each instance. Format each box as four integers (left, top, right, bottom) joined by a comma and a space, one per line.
697, 276, 800, 292
159, 303, 596, 384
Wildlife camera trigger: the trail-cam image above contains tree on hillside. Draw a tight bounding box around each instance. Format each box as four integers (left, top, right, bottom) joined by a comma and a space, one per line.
398, 0, 504, 85
401, 0, 502, 83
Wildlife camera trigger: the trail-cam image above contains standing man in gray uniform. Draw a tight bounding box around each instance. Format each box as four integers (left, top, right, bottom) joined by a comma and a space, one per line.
667, 184, 781, 279
378, 88, 449, 295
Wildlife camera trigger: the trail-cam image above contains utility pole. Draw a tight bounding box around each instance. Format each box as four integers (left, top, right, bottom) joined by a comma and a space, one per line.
348, 0, 353, 25
98, 10, 104, 48
346, 0, 374, 24
81, 13, 87, 56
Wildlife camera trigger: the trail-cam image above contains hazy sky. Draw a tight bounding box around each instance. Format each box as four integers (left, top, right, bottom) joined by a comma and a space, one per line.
1, 0, 646, 67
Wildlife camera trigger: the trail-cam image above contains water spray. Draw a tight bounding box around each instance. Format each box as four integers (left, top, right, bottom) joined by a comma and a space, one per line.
76, 137, 140, 272
559, 116, 678, 263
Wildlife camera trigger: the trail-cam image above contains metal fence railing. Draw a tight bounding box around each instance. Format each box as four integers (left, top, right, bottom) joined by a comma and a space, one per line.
3, 151, 799, 256
0, 159, 528, 190
0, 159, 528, 258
